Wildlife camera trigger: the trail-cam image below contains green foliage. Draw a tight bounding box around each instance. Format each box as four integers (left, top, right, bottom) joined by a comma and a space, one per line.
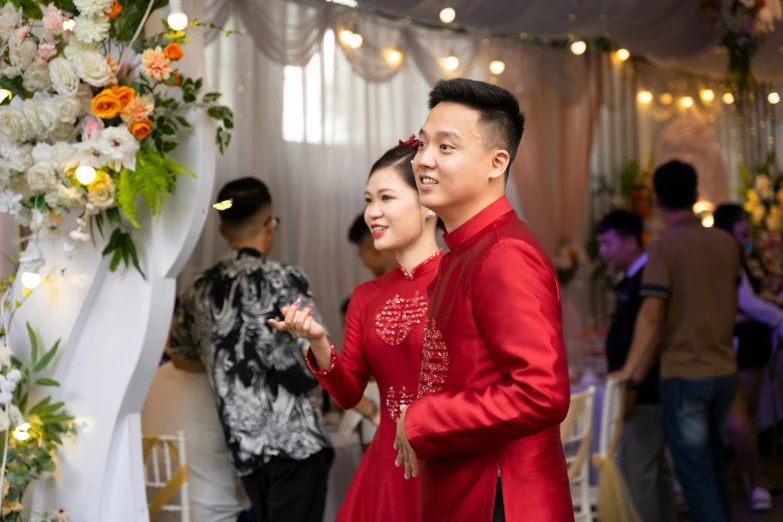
1, 324, 76, 522
11, 0, 42, 20
101, 227, 145, 278
618, 160, 640, 199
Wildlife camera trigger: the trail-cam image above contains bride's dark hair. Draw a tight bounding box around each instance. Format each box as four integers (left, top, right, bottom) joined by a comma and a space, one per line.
368, 136, 419, 191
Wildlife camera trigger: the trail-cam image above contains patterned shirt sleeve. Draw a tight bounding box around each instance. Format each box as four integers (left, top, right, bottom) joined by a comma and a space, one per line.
169, 283, 201, 361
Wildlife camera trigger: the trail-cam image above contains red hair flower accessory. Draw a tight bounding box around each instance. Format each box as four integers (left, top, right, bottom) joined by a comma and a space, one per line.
399, 135, 419, 148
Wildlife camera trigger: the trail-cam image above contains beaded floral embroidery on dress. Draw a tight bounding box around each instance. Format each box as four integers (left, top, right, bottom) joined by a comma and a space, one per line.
374, 292, 428, 346
417, 320, 449, 397
386, 385, 415, 421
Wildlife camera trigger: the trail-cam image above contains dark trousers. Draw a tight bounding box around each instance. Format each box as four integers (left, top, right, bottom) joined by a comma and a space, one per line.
241, 449, 333, 522
493, 478, 505, 522
661, 375, 737, 522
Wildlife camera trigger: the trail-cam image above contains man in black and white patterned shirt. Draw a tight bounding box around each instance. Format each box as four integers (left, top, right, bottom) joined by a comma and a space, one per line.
167, 177, 333, 522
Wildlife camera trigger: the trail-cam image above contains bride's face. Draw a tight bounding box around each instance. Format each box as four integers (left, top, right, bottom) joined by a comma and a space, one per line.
364, 167, 428, 252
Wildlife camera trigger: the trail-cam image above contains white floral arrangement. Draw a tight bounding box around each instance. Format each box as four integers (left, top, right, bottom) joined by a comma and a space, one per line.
0, 0, 233, 277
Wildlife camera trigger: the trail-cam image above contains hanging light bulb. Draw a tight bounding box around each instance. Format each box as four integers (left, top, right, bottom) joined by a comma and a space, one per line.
338, 29, 354, 46
660, 93, 673, 105
700, 89, 715, 102
75, 165, 97, 185
769, 92, 781, 104
439, 7, 456, 24
615, 48, 630, 62
722, 92, 735, 104
0, 89, 11, 104
384, 48, 403, 66
701, 214, 714, 227
167, 0, 188, 31
12, 422, 31, 441
442, 55, 460, 72
570, 40, 587, 55
637, 91, 653, 104
20, 272, 42, 290
489, 60, 506, 75
348, 32, 363, 49
680, 96, 694, 108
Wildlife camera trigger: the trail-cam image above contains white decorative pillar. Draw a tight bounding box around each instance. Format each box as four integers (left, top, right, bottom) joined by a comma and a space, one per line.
10, 1, 215, 519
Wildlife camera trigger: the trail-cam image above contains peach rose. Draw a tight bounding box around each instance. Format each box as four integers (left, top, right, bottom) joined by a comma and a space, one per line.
163, 42, 183, 61
168, 71, 181, 86
91, 88, 121, 119
129, 119, 152, 140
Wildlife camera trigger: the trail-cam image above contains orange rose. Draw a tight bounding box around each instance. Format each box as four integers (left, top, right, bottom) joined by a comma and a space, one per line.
168, 71, 182, 87
91, 89, 122, 119
129, 119, 153, 140
110, 86, 136, 109
163, 43, 184, 61
105, 0, 122, 20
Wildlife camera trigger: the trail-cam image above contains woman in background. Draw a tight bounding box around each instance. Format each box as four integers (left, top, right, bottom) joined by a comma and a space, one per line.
714, 203, 783, 512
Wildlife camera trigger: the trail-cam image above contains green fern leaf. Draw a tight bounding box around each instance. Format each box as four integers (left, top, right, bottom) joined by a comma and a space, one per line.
114, 169, 140, 228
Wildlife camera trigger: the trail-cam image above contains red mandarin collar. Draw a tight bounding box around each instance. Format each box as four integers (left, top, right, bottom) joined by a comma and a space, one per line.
443, 196, 514, 250
396, 249, 444, 280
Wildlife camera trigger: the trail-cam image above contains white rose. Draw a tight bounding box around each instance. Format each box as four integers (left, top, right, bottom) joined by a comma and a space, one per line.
50, 122, 75, 141
26, 161, 57, 192
22, 65, 52, 92
32, 142, 52, 163
50, 142, 77, 169
49, 57, 80, 96
73, 0, 113, 17
54, 95, 81, 123
0, 3, 20, 40
23, 100, 48, 139
0, 106, 28, 141
10, 39, 38, 69
88, 172, 115, 209
68, 49, 113, 87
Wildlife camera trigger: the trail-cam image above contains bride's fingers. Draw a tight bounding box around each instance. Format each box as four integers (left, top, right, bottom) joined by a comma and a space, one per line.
283, 298, 301, 329
303, 310, 314, 335
266, 318, 285, 331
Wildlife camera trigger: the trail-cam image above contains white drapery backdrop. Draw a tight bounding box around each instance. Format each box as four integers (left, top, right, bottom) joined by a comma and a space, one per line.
183, 0, 599, 342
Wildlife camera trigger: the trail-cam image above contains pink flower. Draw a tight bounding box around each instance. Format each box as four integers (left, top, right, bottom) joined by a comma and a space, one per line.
106, 56, 119, 73
15, 26, 29, 41
42, 3, 65, 34
139, 46, 171, 83
120, 94, 154, 125
81, 115, 104, 141
38, 41, 57, 63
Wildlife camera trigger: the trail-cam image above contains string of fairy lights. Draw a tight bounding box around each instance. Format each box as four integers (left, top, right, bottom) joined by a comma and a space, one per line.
333, 3, 781, 106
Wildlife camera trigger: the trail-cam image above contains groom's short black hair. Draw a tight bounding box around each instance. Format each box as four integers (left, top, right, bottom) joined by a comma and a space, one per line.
428, 78, 525, 180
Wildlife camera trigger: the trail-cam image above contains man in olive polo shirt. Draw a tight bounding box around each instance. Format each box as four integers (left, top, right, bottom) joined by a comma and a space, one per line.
613, 160, 740, 522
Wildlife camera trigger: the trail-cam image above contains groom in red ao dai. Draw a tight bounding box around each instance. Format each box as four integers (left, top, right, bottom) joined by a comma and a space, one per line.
394, 79, 574, 522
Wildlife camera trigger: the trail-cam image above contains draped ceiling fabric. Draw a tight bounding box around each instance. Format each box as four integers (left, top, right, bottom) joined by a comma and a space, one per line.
358, 0, 783, 83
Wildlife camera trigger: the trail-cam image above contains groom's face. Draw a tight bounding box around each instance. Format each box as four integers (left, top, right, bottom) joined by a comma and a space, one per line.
413, 102, 494, 220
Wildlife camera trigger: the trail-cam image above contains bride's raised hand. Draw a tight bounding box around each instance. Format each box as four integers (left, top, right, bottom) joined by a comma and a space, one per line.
267, 298, 326, 341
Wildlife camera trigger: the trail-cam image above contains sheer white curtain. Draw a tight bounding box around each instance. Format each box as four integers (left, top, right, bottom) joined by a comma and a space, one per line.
181, 20, 434, 344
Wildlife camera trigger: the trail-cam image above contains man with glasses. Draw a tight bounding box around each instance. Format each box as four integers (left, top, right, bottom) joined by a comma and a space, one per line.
167, 177, 333, 522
